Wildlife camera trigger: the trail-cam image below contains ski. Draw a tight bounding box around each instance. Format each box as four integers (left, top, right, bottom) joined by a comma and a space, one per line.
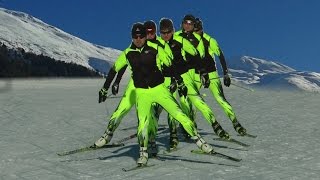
162, 147, 180, 154
57, 143, 124, 156
115, 127, 167, 144
122, 164, 156, 172
150, 155, 166, 161
191, 150, 242, 162
159, 153, 240, 167
113, 133, 138, 145
213, 137, 250, 147
212, 143, 248, 151
237, 133, 257, 138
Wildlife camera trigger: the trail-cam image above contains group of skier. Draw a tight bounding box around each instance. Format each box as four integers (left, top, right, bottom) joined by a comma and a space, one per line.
94, 14, 248, 166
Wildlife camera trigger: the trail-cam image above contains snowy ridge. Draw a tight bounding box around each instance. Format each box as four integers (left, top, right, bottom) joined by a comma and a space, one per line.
228, 56, 320, 92
1, 8, 319, 92
0, 8, 121, 73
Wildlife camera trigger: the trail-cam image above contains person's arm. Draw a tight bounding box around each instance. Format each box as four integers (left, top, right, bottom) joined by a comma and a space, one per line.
114, 65, 127, 84
102, 51, 127, 89
177, 36, 198, 56
217, 48, 231, 87
147, 41, 172, 70
99, 51, 127, 102
111, 65, 128, 95
206, 34, 231, 87
157, 37, 174, 60
204, 34, 228, 75
217, 48, 228, 76
194, 33, 205, 59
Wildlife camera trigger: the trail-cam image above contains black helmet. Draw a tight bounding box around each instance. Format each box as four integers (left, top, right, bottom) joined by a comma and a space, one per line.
144, 20, 157, 34
159, 18, 174, 32
131, 22, 146, 38
194, 18, 203, 31
182, 14, 195, 24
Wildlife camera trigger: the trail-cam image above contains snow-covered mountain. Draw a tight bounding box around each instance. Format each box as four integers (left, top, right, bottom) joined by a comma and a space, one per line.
1, 8, 319, 92
0, 8, 121, 74
228, 56, 320, 92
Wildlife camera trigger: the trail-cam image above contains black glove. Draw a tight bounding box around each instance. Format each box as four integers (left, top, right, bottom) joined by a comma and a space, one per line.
98, 88, 108, 103
200, 73, 210, 88
112, 83, 119, 95
169, 77, 177, 93
223, 74, 231, 87
177, 78, 188, 97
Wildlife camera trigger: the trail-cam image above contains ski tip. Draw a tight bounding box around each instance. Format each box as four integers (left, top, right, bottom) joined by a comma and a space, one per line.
237, 134, 257, 138
231, 158, 242, 162
122, 164, 156, 172
111, 143, 125, 146
122, 168, 128, 172
162, 148, 178, 154
241, 143, 250, 147
190, 149, 202, 153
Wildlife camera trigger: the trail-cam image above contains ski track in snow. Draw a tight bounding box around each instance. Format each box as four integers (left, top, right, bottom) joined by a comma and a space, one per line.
0, 78, 319, 180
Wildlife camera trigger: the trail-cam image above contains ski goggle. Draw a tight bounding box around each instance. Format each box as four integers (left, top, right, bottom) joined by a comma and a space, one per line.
160, 30, 172, 35
132, 34, 146, 39
183, 20, 194, 25
146, 28, 156, 34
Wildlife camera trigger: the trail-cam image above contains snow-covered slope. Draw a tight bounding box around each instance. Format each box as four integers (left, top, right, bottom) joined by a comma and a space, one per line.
228, 56, 320, 92
1, 8, 319, 92
1, 79, 319, 179
0, 8, 121, 73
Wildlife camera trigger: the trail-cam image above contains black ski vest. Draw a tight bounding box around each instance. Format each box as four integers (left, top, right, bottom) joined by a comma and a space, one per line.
126, 43, 164, 88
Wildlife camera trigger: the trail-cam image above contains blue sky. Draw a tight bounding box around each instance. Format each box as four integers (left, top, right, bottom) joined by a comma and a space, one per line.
1, 0, 319, 72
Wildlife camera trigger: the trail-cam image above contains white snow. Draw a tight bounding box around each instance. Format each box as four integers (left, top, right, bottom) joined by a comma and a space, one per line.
228, 56, 320, 92
0, 78, 319, 179
0, 8, 121, 73
1, 7, 320, 180
0, 5, 319, 92
1, 7, 320, 92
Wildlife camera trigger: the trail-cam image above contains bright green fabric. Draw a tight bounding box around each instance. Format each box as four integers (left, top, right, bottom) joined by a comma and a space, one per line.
202, 33, 221, 57
194, 71, 237, 122
180, 69, 217, 125
136, 83, 198, 147
112, 41, 172, 73
106, 79, 136, 132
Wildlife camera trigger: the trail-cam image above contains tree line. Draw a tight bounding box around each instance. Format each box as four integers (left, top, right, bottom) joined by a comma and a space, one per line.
0, 42, 101, 77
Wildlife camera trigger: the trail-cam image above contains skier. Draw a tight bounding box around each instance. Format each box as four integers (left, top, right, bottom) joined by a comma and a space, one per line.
93, 22, 160, 150
144, 19, 188, 152
148, 18, 200, 150
93, 20, 171, 158
143, 20, 174, 156
174, 14, 231, 140
193, 17, 247, 135
98, 22, 214, 166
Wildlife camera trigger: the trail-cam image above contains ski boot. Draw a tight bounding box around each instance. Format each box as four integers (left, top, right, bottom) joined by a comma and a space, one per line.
212, 121, 230, 140
169, 132, 179, 150
192, 134, 214, 153
179, 126, 191, 140
148, 139, 158, 157
137, 147, 148, 166
233, 120, 247, 136
94, 130, 113, 147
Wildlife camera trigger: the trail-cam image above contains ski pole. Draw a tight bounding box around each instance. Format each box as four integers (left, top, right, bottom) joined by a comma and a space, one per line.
194, 77, 220, 83
105, 93, 124, 99
187, 93, 207, 97
231, 82, 254, 92
107, 95, 124, 99
114, 127, 167, 145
